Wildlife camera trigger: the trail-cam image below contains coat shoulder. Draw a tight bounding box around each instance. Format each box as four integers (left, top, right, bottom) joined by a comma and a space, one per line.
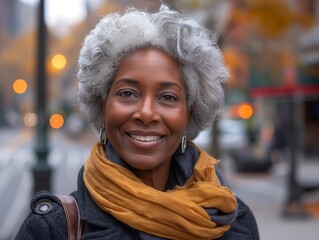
31, 190, 61, 214
15, 191, 67, 239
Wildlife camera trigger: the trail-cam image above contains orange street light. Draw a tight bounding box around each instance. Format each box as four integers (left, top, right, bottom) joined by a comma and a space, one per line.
238, 103, 254, 119
51, 54, 66, 70
49, 113, 64, 129
13, 79, 28, 94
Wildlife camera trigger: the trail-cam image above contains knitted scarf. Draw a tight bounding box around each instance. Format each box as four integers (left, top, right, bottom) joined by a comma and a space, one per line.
83, 142, 237, 240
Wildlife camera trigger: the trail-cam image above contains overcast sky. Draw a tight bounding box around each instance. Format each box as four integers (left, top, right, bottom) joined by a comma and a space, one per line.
18, 0, 96, 27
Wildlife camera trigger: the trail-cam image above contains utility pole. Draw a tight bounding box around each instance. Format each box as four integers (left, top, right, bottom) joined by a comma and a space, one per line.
33, 0, 52, 193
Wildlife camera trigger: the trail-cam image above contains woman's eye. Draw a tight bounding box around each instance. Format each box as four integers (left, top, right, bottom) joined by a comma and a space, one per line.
118, 90, 136, 98
159, 94, 178, 101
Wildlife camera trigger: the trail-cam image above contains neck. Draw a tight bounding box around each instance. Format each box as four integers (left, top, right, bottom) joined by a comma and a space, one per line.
132, 160, 171, 191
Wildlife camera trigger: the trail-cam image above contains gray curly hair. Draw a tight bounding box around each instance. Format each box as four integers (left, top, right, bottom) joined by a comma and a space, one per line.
77, 4, 229, 140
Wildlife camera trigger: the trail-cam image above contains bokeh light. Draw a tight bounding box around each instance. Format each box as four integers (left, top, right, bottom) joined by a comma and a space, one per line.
23, 112, 38, 127
51, 54, 66, 70
238, 103, 254, 119
49, 113, 64, 129
13, 79, 28, 94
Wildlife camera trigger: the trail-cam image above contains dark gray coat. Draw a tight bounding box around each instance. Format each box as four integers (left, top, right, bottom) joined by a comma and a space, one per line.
16, 144, 259, 239
15, 169, 259, 239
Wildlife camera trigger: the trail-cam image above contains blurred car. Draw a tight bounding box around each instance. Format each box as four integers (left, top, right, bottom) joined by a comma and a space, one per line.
193, 118, 248, 151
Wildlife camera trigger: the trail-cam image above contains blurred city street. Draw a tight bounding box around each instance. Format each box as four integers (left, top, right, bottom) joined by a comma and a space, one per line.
0, 127, 94, 239
1, 0, 319, 239
0, 127, 318, 240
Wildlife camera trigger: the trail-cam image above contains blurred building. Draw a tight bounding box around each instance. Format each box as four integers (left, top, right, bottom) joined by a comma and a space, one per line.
219, 0, 319, 208
0, 0, 36, 126
297, 0, 319, 156
222, 0, 319, 157
0, 0, 36, 47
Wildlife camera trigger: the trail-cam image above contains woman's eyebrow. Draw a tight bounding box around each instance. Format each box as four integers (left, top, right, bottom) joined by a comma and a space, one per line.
114, 78, 138, 86
115, 79, 182, 89
159, 81, 182, 90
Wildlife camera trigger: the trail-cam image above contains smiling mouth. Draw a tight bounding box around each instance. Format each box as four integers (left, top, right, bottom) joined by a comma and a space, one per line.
129, 134, 161, 142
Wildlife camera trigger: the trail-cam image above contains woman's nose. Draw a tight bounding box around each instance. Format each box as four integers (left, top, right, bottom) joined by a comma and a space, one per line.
132, 97, 160, 125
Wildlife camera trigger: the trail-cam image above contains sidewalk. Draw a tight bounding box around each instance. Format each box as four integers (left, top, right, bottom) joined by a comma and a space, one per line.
222, 154, 319, 240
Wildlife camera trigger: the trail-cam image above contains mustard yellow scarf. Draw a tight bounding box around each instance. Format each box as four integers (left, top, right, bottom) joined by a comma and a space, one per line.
83, 142, 237, 240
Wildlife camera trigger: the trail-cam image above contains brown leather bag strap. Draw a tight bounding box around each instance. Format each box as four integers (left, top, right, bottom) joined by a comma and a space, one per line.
55, 195, 82, 240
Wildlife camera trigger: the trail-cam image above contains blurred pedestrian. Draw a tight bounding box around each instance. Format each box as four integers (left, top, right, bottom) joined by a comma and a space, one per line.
16, 4, 259, 239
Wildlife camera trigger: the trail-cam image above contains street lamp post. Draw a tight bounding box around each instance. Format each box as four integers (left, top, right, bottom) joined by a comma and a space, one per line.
32, 0, 52, 193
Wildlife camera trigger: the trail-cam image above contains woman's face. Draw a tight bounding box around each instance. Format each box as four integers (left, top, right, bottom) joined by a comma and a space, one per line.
102, 48, 189, 171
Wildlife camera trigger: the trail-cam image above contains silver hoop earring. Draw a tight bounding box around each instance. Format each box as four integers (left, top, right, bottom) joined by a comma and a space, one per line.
181, 132, 187, 154
99, 124, 107, 147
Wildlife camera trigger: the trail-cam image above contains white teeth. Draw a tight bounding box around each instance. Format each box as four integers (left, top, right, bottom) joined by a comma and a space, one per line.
130, 135, 160, 142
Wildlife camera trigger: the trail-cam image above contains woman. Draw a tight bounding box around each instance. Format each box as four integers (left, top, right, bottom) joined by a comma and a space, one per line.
16, 4, 259, 240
